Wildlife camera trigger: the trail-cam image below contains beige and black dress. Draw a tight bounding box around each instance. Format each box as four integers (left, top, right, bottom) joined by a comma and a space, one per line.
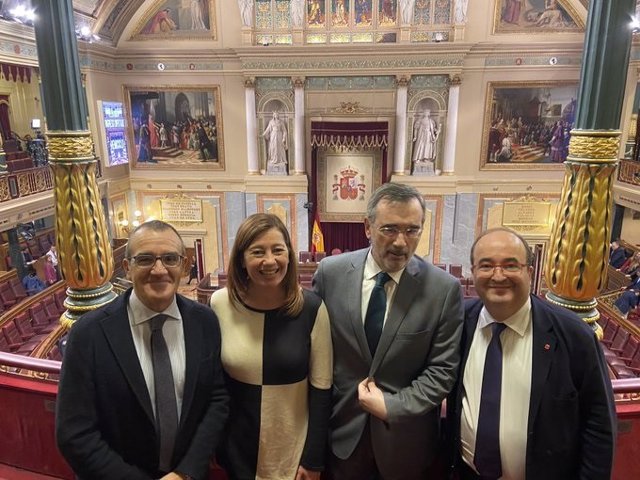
210, 288, 332, 480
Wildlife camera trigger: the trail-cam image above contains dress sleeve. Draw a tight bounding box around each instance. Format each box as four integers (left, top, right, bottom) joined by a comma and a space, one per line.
300, 300, 333, 471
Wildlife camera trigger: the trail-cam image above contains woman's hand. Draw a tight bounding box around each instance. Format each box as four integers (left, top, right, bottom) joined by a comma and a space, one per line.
296, 465, 321, 480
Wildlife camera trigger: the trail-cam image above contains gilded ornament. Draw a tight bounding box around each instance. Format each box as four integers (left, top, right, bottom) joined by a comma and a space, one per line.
566, 129, 620, 161
47, 131, 95, 160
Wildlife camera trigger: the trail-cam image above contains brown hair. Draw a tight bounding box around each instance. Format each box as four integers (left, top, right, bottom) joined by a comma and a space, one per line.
226, 213, 303, 316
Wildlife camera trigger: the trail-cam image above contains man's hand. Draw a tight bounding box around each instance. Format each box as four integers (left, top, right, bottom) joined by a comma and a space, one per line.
295, 465, 320, 480
358, 377, 388, 421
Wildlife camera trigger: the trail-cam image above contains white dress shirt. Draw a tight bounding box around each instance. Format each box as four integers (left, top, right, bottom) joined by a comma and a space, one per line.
461, 298, 533, 480
360, 251, 403, 326
127, 291, 186, 419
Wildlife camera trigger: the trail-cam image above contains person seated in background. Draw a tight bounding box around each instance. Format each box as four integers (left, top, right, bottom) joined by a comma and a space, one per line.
187, 257, 198, 285
618, 251, 640, 280
21, 246, 33, 267
22, 265, 45, 295
610, 240, 627, 269
614, 289, 640, 319
46, 245, 60, 278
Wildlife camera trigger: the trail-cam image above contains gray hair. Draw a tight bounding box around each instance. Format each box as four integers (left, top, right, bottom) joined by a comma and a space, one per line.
366, 182, 426, 223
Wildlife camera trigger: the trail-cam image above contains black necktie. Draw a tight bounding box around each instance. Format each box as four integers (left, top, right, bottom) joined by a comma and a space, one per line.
364, 272, 391, 355
474, 322, 508, 479
150, 314, 178, 473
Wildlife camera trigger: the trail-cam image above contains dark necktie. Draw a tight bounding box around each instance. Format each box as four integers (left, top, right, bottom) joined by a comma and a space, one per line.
150, 314, 178, 473
474, 322, 508, 479
364, 272, 391, 355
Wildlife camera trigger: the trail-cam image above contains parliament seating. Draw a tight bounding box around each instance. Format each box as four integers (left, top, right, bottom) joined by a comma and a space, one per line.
299, 251, 312, 263
2, 321, 39, 355
0, 282, 17, 308
8, 277, 27, 301
314, 251, 326, 262
29, 303, 58, 334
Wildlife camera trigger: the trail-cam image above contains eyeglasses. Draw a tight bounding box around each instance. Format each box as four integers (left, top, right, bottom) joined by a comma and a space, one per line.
472, 263, 529, 276
377, 226, 423, 239
129, 253, 184, 269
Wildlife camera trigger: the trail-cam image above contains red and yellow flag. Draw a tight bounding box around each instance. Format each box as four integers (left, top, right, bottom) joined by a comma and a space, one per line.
311, 212, 325, 253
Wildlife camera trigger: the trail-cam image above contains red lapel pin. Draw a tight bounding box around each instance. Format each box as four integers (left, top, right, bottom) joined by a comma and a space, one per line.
544, 343, 551, 350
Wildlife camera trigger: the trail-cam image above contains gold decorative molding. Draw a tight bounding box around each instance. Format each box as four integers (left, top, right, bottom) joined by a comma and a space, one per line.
331, 101, 368, 114
566, 129, 621, 162
47, 130, 95, 161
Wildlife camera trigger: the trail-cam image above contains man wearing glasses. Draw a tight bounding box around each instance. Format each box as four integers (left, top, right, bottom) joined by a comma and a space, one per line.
448, 227, 615, 479
313, 182, 463, 479
56, 220, 229, 480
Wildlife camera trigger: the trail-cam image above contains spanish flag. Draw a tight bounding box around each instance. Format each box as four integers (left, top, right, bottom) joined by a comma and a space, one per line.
311, 212, 325, 253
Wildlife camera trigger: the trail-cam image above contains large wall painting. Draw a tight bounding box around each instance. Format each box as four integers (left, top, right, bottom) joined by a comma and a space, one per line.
494, 0, 583, 33
132, 0, 216, 39
481, 81, 578, 170
124, 85, 224, 170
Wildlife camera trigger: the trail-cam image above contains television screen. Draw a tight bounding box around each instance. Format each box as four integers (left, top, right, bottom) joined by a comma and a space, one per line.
99, 101, 128, 167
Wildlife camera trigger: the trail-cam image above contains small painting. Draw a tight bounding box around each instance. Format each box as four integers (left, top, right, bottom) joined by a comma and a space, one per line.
354, 0, 372, 26
494, 0, 582, 33
124, 85, 224, 170
308, 0, 326, 26
481, 81, 578, 170
132, 0, 216, 39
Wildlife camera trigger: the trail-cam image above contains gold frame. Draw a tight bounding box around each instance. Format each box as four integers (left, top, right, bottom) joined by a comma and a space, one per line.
130, 0, 217, 41
123, 84, 225, 171
492, 0, 584, 34
480, 80, 578, 171
317, 149, 383, 222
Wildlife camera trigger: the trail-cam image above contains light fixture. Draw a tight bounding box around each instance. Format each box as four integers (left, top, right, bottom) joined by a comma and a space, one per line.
632, 16, 640, 33
433, 32, 444, 43
8, 4, 35, 24
119, 210, 145, 234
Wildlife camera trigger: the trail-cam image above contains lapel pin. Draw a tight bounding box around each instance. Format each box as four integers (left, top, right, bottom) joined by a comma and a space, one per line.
544, 343, 551, 350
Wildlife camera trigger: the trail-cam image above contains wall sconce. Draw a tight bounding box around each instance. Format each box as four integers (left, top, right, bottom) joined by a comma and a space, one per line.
119, 210, 144, 234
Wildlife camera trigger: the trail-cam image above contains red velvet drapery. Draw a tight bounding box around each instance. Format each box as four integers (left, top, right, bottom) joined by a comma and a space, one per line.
310, 121, 389, 253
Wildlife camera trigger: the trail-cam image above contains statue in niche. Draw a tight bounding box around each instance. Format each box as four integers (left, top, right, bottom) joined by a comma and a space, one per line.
412, 109, 441, 166
238, 0, 253, 27
399, 0, 415, 24
263, 112, 288, 166
454, 0, 469, 24
291, 0, 305, 27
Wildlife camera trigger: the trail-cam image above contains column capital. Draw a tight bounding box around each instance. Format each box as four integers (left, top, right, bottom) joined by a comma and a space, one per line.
449, 74, 462, 86
293, 76, 305, 88
244, 77, 256, 88
396, 75, 411, 87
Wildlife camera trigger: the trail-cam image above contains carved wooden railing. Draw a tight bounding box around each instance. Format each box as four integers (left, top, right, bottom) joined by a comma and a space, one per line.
0, 165, 54, 203
618, 159, 640, 187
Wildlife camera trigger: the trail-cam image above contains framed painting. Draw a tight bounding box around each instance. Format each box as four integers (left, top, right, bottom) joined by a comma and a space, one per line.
493, 0, 583, 34
480, 81, 578, 170
123, 85, 225, 170
317, 150, 382, 222
131, 0, 217, 40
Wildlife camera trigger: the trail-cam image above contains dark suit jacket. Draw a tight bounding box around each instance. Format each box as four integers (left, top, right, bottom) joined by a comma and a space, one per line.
56, 289, 229, 480
447, 295, 616, 479
313, 249, 463, 478
610, 247, 627, 269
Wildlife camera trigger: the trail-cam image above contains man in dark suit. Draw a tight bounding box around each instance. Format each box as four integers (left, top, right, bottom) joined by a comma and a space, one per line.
313, 182, 463, 479
448, 227, 616, 479
56, 220, 229, 480
610, 239, 627, 269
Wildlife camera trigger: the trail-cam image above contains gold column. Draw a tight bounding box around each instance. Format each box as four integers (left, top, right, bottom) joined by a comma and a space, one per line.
545, 130, 620, 329
47, 131, 116, 329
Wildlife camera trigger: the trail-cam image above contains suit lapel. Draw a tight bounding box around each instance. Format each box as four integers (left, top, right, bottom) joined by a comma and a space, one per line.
100, 291, 155, 425
370, 257, 420, 374
528, 296, 556, 429
347, 252, 371, 363
179, 296, 201, 427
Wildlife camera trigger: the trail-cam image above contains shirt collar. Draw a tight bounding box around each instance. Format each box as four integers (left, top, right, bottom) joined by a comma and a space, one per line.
478, 297, 531, 337
129, 290, 182, 326
364, 250, 404, 285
